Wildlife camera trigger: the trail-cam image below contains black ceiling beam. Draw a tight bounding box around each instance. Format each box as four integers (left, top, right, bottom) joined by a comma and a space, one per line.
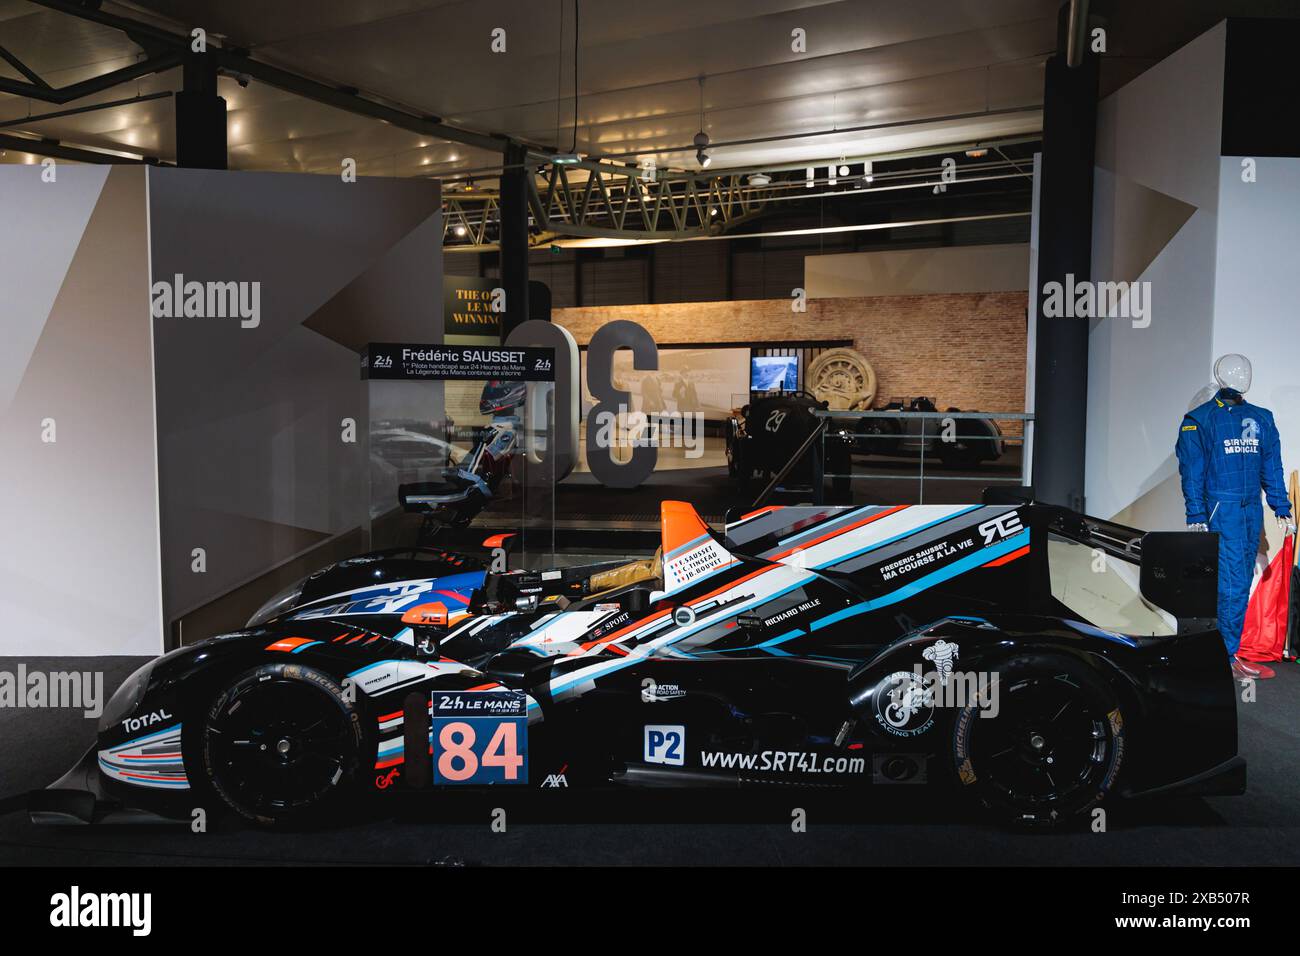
25, 0, 517, 155
0, 90, 172, 129
0, 50, 180, 102
0, 42, 50, 88
0, 131, 158, 164
218, 53, 506, 154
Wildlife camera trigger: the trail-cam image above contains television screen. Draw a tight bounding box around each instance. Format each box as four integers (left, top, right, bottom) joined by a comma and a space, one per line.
751, 355, 798, 391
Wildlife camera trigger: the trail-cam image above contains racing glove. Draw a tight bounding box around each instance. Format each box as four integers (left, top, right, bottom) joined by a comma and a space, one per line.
1278, 514, 1297, 537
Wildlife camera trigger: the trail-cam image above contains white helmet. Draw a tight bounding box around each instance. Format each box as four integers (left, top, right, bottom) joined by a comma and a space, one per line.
1214, 353, 1252, 395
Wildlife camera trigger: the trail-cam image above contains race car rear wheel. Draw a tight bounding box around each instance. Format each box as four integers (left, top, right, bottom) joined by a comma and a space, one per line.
949, 653, 1124, 828
202, 663, 365, 827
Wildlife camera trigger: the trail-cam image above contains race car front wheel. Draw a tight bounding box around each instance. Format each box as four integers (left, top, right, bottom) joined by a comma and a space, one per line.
949, 653, 1125, 828
202, 663, 366, 827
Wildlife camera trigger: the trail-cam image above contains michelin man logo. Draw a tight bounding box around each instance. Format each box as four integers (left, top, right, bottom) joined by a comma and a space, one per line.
922, 640, 960, 686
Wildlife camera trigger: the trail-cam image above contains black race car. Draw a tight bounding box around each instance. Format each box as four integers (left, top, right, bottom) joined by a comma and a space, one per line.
726, 390, 852, 492
33, 494, 1241, 829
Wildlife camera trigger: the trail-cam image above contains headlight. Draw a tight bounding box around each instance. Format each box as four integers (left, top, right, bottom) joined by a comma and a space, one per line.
99, 660, 155, 732
246, 575, 308, 627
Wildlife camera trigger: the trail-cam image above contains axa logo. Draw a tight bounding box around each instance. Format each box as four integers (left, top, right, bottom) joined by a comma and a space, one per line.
121, 709, 172, 734
977, 511, 1023, 545
541, 772, 568, 788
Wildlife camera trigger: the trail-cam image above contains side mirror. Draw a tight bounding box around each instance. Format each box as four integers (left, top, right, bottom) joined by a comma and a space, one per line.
402, 601, 448, 657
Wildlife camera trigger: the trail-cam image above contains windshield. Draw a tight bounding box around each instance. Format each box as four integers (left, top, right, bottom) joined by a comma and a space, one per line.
1047, 533, 1176, 636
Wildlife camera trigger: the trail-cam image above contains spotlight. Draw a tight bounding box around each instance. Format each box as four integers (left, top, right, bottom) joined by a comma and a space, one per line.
863, 160, 874, 184
454, 225, 467, 236
693, 130, 711, 169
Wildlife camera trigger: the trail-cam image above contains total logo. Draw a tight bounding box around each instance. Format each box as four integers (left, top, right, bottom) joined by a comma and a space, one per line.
121, 709, 173, 734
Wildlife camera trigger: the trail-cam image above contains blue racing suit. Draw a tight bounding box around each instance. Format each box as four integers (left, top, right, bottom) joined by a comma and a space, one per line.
1175, 389, 1291, 655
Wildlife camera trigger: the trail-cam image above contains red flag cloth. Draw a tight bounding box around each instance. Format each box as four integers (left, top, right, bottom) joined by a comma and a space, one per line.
1238, 535, 1296, 663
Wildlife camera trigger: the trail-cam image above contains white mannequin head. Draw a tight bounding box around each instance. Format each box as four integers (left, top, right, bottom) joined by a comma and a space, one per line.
1214, 353, 1252, 395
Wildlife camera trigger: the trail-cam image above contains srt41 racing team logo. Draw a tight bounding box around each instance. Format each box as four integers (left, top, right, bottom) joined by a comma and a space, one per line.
871, 641, 1000, 737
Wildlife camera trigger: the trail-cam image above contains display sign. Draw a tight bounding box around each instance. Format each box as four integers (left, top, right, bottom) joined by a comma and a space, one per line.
431, 690, 528, 785
443, 276, 553, 338
363, 342, 555, 381
444, 276, 502, 336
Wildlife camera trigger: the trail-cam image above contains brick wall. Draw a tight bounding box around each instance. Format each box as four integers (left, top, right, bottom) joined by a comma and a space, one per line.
553, 292, 1029, 424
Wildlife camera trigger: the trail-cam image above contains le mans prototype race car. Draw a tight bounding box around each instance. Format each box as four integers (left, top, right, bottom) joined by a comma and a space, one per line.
35, 494, 1243, 829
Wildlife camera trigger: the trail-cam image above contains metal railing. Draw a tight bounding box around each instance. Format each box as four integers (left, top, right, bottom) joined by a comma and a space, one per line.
813, 409, 1034, 504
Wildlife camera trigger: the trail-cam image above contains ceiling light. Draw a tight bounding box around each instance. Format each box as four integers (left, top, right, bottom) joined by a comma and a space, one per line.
747, 173, 771, 186
863, 160, 874, 183
454, 225, 467, 236
965, 148, 988, 158
552, 153, 582, 164
693, 76, 711, 170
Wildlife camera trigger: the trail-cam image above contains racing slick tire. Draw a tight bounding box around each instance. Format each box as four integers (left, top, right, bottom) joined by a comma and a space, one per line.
948, 652, 1125, 828
201, 663, 367, 828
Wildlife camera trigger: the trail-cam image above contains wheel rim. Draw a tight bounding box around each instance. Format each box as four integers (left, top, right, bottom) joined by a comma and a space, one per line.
207, 679, 352, 816
967, 673, 1111, 810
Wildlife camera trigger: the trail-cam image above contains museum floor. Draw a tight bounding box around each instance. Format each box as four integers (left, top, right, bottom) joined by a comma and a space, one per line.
0, 656, 1295, 866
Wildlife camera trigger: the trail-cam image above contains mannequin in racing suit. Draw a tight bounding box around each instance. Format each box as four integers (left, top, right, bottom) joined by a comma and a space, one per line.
1176, 354, 1294, 676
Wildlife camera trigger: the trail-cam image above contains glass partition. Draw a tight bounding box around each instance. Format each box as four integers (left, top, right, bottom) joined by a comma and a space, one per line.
362, 344, 556, 569
815, 407, 1033, 505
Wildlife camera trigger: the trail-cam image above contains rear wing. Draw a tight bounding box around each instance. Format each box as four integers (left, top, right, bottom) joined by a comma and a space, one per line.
725, 501, 1219, 621
1048, 510, 1219, 620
